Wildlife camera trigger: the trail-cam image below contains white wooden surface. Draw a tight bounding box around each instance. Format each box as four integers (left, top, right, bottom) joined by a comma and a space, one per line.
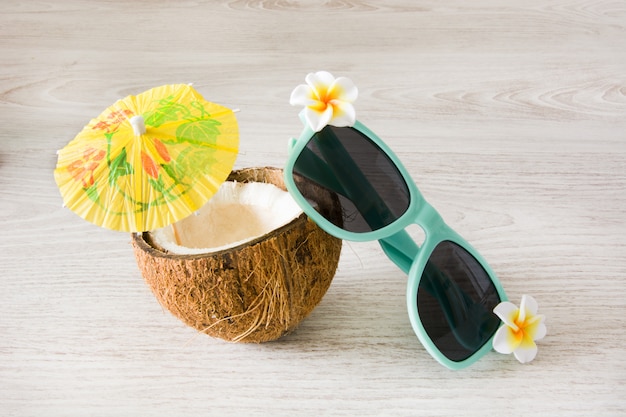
1, 1, 625, 415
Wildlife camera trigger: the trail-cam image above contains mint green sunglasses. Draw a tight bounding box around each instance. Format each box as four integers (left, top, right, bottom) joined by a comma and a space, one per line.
284, 121, 508, 369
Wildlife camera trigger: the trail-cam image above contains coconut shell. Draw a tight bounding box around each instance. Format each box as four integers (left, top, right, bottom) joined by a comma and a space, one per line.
132, 167, 342, 343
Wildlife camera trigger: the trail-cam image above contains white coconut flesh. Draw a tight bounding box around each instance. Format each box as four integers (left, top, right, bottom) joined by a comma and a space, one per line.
150, 181, 304, 255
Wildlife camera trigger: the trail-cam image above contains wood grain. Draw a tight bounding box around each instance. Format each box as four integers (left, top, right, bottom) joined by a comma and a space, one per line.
1, 0, 625, 415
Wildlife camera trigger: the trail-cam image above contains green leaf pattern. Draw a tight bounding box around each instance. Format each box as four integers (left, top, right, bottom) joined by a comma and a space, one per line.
69, 97, 222, 215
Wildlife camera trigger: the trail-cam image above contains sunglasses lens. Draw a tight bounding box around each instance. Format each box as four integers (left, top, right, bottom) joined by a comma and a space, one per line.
417, 241, 501, 362
292, 126, 410, 233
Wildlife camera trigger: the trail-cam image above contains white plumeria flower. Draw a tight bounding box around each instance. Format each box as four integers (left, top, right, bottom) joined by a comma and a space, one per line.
493, 295, 547, 364
290, 71, 358, 132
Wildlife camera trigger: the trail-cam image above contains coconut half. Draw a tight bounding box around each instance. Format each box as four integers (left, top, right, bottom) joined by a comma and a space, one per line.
132, 167, 342, 343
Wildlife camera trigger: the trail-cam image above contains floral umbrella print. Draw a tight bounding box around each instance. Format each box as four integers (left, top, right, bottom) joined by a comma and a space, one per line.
54, 84, 239, 232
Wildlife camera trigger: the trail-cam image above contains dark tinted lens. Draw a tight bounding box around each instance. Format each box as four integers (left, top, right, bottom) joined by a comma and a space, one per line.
417, 241, 501, 362
292, 126, 410, 233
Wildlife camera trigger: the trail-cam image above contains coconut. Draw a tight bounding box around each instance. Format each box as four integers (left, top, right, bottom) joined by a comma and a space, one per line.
131, 167, 342, 343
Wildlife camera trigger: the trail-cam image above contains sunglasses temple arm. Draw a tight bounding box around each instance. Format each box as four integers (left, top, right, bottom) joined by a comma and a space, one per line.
315, 128, 398, 229
379, 230, 420, 274
290, 145, 347, 197
378, 231, 473, 313
421, 263, 492, 350
378, 231, 474, 313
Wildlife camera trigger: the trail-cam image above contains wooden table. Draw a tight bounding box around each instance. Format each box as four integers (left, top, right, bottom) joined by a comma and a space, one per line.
1, 1, 625, 415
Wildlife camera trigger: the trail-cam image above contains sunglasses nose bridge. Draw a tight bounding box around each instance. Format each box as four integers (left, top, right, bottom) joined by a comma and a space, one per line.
416, 201, 445, 232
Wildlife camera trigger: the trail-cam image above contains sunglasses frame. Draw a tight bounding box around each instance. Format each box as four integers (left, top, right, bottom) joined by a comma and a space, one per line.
284, 120, 508, 370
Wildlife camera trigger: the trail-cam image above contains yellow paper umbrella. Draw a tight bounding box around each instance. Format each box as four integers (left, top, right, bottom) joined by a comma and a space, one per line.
54, 84, 239, 232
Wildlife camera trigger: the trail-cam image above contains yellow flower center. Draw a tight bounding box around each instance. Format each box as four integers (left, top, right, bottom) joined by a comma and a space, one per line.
512, 318, 527, 342
312, 84, 342, 110
311, 99, 329, 112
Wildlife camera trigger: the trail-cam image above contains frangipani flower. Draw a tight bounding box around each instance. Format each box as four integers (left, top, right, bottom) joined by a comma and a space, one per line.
493, 295, 547, 364
290, 71, 358, 132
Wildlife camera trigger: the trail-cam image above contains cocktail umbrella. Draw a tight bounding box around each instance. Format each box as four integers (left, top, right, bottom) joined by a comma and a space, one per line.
55, 84, 239, 233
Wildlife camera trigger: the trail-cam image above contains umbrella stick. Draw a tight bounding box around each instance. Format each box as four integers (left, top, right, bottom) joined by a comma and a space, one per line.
171, 223, 182, 246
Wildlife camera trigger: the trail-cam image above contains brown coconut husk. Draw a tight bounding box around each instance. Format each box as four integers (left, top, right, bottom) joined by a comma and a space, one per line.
132, 167, 342, 343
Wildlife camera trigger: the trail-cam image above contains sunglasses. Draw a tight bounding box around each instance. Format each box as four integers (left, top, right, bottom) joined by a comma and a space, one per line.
284, 121, 508, 370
